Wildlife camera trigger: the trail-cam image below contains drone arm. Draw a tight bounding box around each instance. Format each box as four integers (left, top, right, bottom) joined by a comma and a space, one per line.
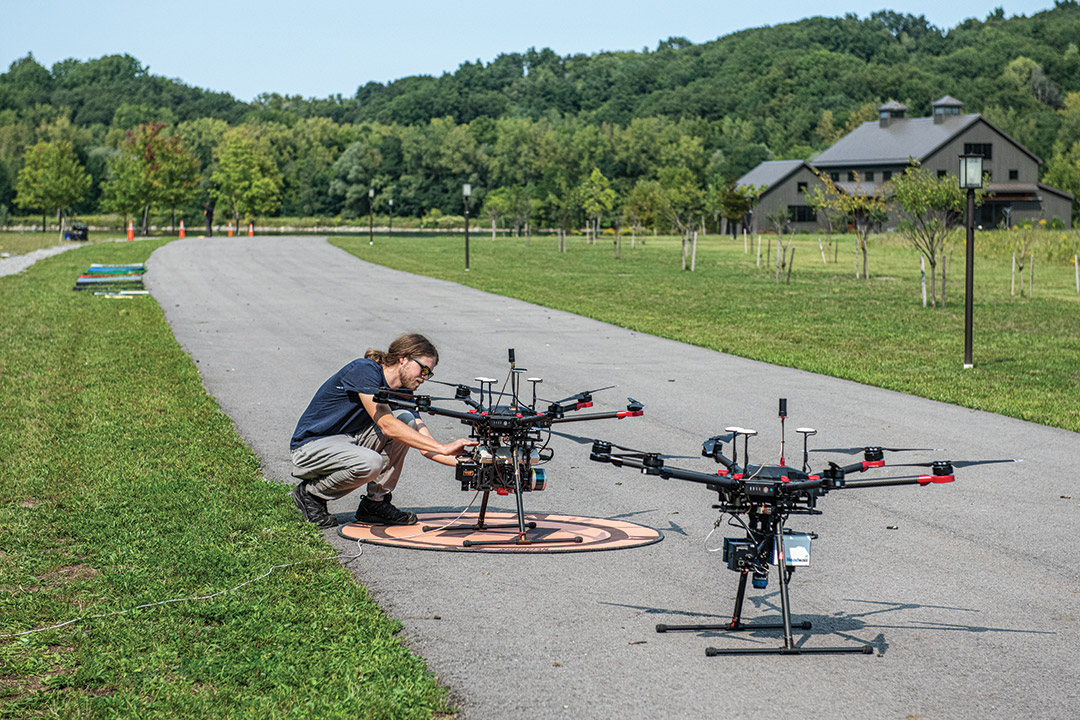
710, 452, 738, 472
779, 475, 828, 491
377, 393, 486, 424
360, 394, 475, 458
657, 463, 741, 489
841, 474, 955, 488
543, 409, 644, 425
839, 460, 879, 475
590, 449, 739, 490
425, 406, 494, 423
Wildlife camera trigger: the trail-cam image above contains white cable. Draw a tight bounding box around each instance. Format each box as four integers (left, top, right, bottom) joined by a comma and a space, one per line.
391, 490, 481, 539
0, 553, 353, 639
2, 491, 484, 640
704, 523, 726, 553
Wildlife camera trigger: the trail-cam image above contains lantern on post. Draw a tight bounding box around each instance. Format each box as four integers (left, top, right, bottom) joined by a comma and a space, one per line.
958, 153, 983, 369
368, 188, 375, 246
463, 183, 472, 271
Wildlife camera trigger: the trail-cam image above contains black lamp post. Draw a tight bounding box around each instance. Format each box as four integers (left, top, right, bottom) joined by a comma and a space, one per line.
388, 198, 393, 235
959, 153, 983, 369
368, 188, 375, 246
463, 183, 471, 271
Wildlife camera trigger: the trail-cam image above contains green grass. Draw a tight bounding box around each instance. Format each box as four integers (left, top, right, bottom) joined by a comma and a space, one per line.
333, 230, 1080, 433
0, 242, 450, 718
0, 231, 126, 257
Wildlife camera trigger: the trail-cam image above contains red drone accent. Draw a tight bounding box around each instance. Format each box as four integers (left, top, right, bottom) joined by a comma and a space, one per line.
808, 475, 820, 481
495, 488, 510, 496
733, 473, 744, 480
862, 460, 885, 471
576, 401, 594, 410
918, 474, 955, 485
716, 469, 729, 476
781, 476, 790, 483
615, 410, 644, 419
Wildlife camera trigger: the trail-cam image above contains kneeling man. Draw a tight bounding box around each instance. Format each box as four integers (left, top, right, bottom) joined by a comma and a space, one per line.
289, 333, 476, 527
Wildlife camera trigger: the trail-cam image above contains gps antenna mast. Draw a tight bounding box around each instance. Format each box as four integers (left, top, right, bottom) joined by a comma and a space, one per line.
779, 398, 788, 465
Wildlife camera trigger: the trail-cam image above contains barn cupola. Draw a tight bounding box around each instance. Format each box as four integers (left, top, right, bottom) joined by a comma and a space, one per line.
878, 100, 907, 128
932, 95, 964, 124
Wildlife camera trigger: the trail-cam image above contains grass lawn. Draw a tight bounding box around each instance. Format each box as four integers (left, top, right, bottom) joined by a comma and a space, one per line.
333, 230, 1080, 434
2, 226, 1074, 715
0, 240, 450, 718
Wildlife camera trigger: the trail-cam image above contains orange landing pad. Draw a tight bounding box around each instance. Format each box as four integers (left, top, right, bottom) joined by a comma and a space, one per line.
337, 511, 663, 553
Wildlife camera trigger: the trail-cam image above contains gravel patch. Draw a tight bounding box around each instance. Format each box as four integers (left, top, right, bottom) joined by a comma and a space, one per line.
0, 243, 81, 278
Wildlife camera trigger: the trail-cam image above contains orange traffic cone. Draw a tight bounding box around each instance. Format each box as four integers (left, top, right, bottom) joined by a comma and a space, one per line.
127, 220, 134, 241
248, 223, 254, 237
227, 224, 233, 237
179, 220, 185, 239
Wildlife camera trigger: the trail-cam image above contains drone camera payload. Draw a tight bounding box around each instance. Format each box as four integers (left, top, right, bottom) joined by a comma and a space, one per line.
456, 446, 546, 494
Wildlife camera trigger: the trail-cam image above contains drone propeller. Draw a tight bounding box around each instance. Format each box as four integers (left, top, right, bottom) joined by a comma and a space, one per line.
589, 439, 698, 461
546, 428, 595, 445
893, 458, 1023, 470
701, 433, 736, 459
810, 446, 941, 455
426, 378, 483, 394
544, 385, 617, 406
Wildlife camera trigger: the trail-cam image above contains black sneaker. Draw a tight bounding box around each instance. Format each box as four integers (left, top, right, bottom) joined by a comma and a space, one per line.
290, 482, 338, 528
354, 492, 417, 526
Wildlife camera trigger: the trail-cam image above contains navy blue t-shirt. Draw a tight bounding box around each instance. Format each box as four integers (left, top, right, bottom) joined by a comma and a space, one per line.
290, 358, 414, 450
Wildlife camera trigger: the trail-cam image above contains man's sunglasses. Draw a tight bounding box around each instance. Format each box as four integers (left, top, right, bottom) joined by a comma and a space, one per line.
411, 358, 434, 379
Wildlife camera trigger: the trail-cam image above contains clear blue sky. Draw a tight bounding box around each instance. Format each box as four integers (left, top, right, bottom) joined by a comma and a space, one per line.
2, 1, 1060, 102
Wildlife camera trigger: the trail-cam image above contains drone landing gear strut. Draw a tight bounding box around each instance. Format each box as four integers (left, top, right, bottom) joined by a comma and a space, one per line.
659, 522, 873, 656
461, 485, 583, 547
425, 489, 583, 548
423, 491, 535, 534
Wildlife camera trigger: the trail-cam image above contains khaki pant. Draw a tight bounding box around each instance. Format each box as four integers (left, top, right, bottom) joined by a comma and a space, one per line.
290, 410, 417, 501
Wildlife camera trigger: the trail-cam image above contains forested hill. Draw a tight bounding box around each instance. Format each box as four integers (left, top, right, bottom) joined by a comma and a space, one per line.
5, 4, 1080, 150
2, 2, 1080, 222
0, 54, 248, 126
351, 5, 1079, 138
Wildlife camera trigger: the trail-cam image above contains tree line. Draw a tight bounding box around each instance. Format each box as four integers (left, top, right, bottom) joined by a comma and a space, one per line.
2, 3, 1080, 233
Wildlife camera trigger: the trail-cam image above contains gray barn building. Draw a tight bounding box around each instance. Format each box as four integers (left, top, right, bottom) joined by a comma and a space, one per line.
738, 96, 1073, 232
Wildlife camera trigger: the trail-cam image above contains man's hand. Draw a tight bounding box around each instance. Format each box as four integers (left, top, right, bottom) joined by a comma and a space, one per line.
442, 437, 479, 457
421, 437, 478, 467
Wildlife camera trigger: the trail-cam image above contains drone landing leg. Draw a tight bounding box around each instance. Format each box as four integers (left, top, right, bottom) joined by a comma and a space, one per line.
464, 467, 582, 547
655, 572, 793, 634
422, 491, 535, 533
705, 523, 872, 656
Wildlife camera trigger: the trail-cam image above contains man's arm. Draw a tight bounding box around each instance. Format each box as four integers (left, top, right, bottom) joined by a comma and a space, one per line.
358, 392, 475, 459
414, 418, 468, 466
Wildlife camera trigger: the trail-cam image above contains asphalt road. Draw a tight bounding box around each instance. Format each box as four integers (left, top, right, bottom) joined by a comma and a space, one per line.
147, 236, 1079, 720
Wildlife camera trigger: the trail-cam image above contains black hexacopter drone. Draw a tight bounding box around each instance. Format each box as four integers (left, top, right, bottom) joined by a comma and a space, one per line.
589, 398, 1021, 656
373, 348, 643, 547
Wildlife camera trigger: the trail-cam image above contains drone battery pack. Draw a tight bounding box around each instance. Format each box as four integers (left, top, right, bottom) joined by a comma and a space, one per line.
771, 533, 812, 567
